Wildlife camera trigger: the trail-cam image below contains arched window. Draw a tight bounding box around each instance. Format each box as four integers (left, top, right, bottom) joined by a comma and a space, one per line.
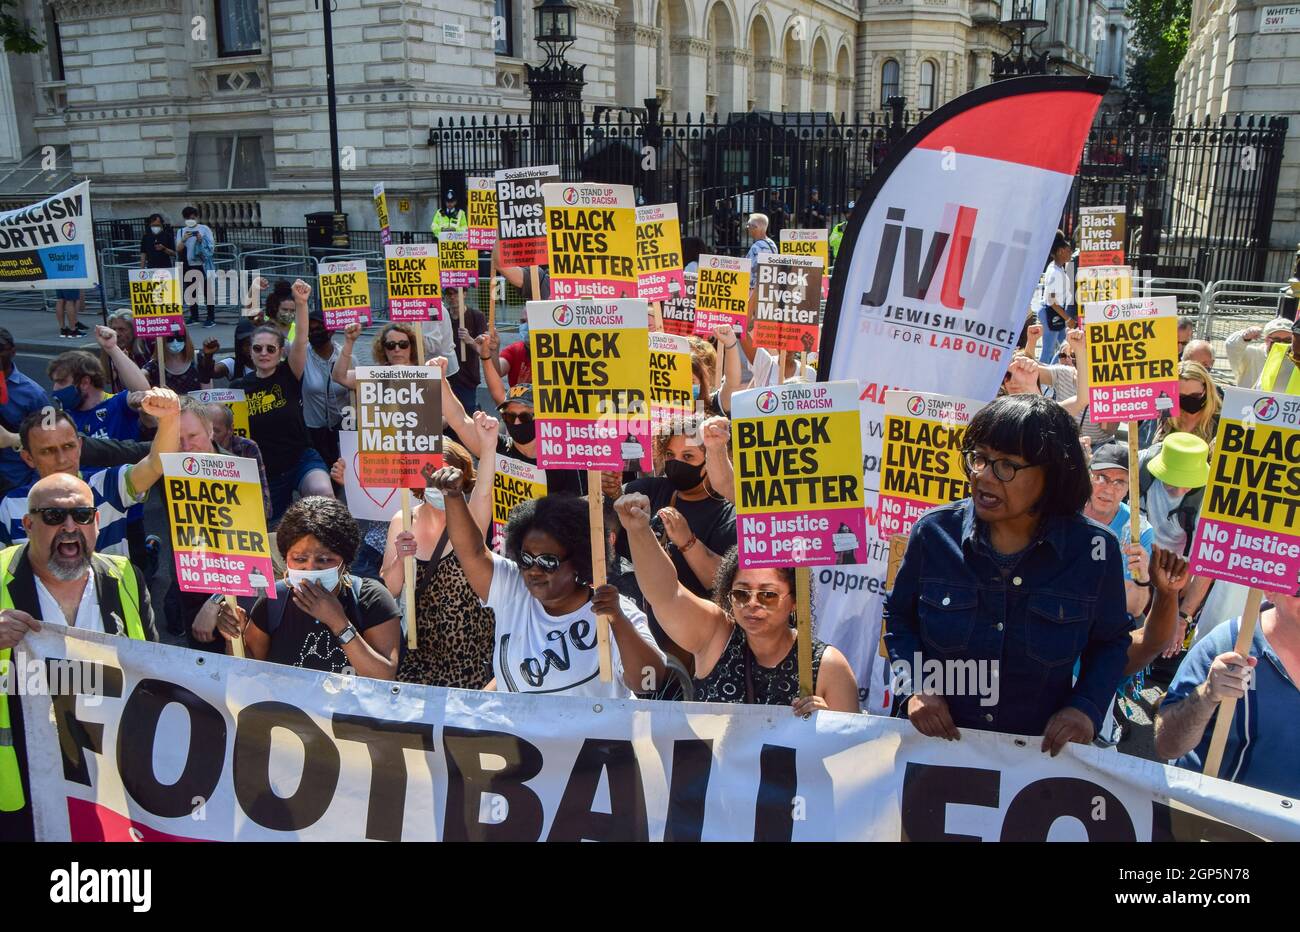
919, 60, 937, 110
880, 59, 900, 108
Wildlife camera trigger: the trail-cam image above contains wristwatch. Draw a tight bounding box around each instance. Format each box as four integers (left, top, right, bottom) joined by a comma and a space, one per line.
336, 624, 358, 645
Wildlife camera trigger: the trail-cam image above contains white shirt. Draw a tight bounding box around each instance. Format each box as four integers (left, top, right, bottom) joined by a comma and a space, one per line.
484, 552, 662, 699
749, 346, 816, 388
35, 575, 104, 633
1040, 261, 1072, 309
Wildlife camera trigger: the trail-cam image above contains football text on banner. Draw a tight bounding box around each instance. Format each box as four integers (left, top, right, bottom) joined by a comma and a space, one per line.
0, 180, 99, 290
188, 388, 250, 439
319, 259, 372, 330
1083, 295, 1180, 422
339, 430, 400, 522
467, 176, 499, 251
495, 165, 559, 267
663, 272, 697, 337
383, 244, 442, 322
161, 452, 275, 599
492, 456, 547, 552
373, 182, 391, 247
648, 332, 695, 428
732, 379, 866, 568
694, 254, 749, 336
544, 183, 638, 300
815, 77, 1106, 709
1077, 205, 1126, 267
635, 203, 685, 302
355, 365, 444, 487
437, 231, 478, 290
1076, 264, 1133, 307
21, 626, 1300, 842
127, 268, 183, 339
878, 390, 978, 539
529, 299, 653, 473
753, 253, 823, 353
780, 228, 831, 300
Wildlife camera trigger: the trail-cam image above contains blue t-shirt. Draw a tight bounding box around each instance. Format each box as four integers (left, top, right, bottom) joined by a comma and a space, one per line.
0, 363, 50, 489
1163, 615, 1300, 799
69, 390, 139, 441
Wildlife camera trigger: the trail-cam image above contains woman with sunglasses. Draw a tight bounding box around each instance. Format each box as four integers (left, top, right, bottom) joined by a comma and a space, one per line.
884, 394, 1132, 755
229, 279, 335, 523
613, 493, 858, 714
426, 466, 665, 698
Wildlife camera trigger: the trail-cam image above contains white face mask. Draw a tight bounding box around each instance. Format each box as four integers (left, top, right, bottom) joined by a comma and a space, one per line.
184, 218, 198, 228
286, 565, 341, 592
150, 225, 162, 234
423, 487, 445, 511
166, 339, 185, 354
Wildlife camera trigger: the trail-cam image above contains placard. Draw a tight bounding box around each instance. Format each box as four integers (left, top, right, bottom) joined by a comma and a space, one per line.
467, 175, 499, 250
161, 452, 275, 599
1083, 295, 1180, 423
495, 164, 559, 267
1076, 264, 1133, 307
662, 271, 697, 337
649, 331, 695, 428
492, 456, 547, 552
127, 268, 183, 339
543, 182, 637, 300
319, 259, 372, 330
1078, 205, 1126, 267
732, 380, 866, 568
438, 231, 478, 290
383, 243, 442, 322
878, 391, 979, 539
528, 298, 653, 472
780, 228, 831, 300
188, 388, 250, 440
373, 182, 391, 247
753, 252, 822, 353
355, 365, 443, 487
694, 254, 749, 335
635, 203, 685, 302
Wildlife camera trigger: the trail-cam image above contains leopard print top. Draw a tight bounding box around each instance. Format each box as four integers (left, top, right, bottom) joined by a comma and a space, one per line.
395, 548, 495, 690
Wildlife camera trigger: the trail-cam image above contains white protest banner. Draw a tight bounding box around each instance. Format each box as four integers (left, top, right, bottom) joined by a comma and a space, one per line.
19, 626, 1300, 842
818, 76, 1106, 711
0, 180, 99, 290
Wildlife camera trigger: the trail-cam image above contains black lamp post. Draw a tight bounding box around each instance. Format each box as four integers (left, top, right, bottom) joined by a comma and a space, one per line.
528, 0, 585, 178
992, 0, 1053, 80
317, 0, 348, 246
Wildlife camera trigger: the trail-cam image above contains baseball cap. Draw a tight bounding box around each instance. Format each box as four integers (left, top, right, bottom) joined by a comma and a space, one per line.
498, 382, 534, 410
1089, 442, 1129, 472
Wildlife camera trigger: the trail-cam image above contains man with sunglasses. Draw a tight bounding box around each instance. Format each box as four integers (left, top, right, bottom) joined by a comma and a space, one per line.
0, 389, 181, 558
0, 471, 158, 840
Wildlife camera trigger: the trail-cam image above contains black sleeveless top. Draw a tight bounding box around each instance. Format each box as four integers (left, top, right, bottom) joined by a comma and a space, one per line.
693, 624, 828, 705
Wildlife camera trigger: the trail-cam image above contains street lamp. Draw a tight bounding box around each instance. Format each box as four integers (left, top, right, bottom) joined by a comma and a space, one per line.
316, 0, 348, 247
528, 0, 585, 177
992, 0, 1053, 80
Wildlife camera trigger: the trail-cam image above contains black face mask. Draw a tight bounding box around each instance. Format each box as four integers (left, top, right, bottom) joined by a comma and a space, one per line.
1180, 392, 1207, 414
308, 329, 331, 348
506, 418, 536, 446
663, 458, 706, 492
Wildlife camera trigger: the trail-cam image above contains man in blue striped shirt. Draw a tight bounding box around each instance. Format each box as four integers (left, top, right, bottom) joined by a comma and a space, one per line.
0, 389, 180, 556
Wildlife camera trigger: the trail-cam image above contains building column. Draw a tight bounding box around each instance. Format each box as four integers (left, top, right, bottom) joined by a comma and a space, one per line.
615, 23, 660, 107
717, 46, 750, 116
670, 36, 711, 115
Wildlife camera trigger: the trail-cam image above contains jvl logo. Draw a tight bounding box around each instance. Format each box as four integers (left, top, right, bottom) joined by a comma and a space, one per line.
756, 390, 779, 414
562, 187, 580, 206
906, 395, 926, 416
1253, 396, 1280, 422
61, 221, 76, 240
182, 456, 201, 475
1103, 303, 1122, 320
552, 304, 574, 326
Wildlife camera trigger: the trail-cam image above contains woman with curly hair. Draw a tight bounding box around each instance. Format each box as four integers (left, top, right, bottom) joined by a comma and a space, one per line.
613, 493, 858, 714
215, 495, 401, 679
427, 465, 666, 698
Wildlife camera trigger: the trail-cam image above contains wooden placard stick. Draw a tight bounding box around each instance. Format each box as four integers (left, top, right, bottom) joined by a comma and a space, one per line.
401, 488, 418, 651
225, 594, 245, 658
1202, 587, 1264, 778
1127, 424, 1144, 582
458, 289, 468, 362
413, 321, 425, 366
795, 565, 813, 697
156, 337, 166, 389
487, 254, 498, 333
588, 469, 613, 682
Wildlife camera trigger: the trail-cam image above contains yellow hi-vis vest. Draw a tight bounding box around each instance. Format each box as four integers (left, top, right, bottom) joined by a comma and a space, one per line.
0, 545, 145, 813
1258, 340, 1300, 395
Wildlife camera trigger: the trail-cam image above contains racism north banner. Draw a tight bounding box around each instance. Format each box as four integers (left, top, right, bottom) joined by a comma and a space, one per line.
695, 254, 749, 335
161, 453, 275, 598
0, 180, 99, 290
495, 164, 559, 267
878, 391, 979, 540
438, 231, 478, 290
127, 268, 183, 339
491, 456, 546, 552
635, 203, 685, 302
467, 175, 499, 251
355, 365, 443, 487
817, 76, 1107, 710
1083, 295, 1180, 422
1189, 387, 1300, 591
528, 298, 653, 473
732, 380, 866, 569
383, 243, 442, 322
662, 271, 697, 337
544, 182, 637, 300
188, 388, 250, 439
320, 259, 373, 330
21, 626, 1300, 842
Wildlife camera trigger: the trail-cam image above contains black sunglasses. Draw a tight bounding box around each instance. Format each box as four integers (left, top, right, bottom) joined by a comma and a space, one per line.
31, 506, 96, 526
384, 339, 411, 351
501, 411, 534, 426
518, 551, 566, 572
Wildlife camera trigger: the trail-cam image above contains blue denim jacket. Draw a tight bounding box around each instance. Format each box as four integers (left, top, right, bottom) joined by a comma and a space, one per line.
884, 498, 1132, 736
